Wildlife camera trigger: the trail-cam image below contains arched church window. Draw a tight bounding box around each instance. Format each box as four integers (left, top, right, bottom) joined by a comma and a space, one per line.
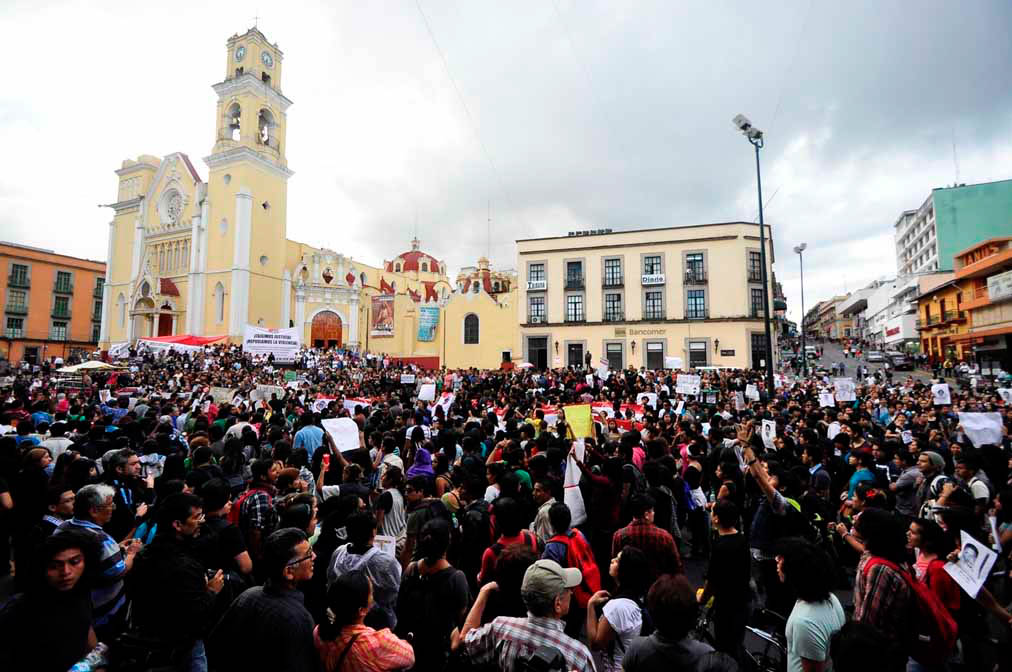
258, 108, 276, 147
214, 283, 225, 324
395, 263, 402, 273
464, 314, 479, 344
141, 281, 150, 297
421, 262, 428, 272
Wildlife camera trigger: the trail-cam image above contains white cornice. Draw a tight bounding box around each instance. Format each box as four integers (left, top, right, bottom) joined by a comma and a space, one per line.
115, 162, 159, 177
103, 196, 143, 213
203, 146, 295, 179
212, 74, 293, 112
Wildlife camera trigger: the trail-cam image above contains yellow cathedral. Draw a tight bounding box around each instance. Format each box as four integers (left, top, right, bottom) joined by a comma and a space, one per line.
100, 27, 517, 369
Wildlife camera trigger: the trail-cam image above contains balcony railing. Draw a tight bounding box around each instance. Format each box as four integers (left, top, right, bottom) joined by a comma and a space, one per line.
564, 313, 586, 323
94, 284, 105, 298
603, 310, 624, 322
644, 311, 666, 321
50, 331, 68, 341
4, 329, 23, 339
943, 310, 966, 322
747, 268, 763, 282
54, 282, 74, 294
685, 310, 708, 320
52, 308, 71, 319
684, 269, 707, 284
565, 275, 585, 290
5, 304, 27, 315
602, 276, 623, 288
8, 274, 30, 288
750, 308, 766, 319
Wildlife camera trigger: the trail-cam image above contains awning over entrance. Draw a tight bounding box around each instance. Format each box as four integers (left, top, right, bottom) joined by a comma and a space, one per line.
137, 334, 226, 353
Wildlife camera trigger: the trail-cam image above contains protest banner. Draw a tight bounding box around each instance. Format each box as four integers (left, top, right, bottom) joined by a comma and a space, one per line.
417, 306, 439, 342
242, 325, 300, 362
565, 404, 593, 438
400, 374, 416, 384
370, 295, 394, 337
418, 383, 436, 401
664, 356, 683, 370
745, 384, 760, 401
734, 391, 745, 411
834, 378, 856, 402
676, 374, 701, 396
944, 530, 998, 598
251, 384, 284, 402
819, 392, 835, 408
957, 412, 1003, 448
209, 386, 236, 404
998, 388, 1012, 404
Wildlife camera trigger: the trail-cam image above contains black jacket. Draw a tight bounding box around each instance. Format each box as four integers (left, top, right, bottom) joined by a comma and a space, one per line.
127, 535, 215, 646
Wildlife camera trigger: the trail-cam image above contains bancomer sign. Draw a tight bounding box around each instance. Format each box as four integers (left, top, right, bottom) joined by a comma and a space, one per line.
641, 274, 665, 285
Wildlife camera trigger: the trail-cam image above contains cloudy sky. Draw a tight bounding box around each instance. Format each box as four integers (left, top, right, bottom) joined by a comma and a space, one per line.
2, 1, 1010, 323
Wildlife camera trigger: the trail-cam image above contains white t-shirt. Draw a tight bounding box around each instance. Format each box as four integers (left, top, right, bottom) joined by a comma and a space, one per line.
785, 593, 846, 672
596, 597, 642, 672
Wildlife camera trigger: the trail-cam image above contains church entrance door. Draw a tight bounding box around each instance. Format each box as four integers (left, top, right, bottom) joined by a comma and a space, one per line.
158, 313, 173, 336
311, 311, 342, 349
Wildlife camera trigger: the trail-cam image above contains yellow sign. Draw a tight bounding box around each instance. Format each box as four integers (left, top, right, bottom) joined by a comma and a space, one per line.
565, 403, 593, 438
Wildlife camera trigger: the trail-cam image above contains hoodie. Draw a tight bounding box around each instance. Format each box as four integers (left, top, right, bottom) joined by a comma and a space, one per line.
327, 543, 402, 628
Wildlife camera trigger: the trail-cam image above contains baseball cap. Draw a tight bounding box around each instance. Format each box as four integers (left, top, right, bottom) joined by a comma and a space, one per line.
522, 559, 582, 595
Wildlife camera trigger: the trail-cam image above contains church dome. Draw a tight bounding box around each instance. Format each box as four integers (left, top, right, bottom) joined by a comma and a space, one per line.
385, 237, 443, 274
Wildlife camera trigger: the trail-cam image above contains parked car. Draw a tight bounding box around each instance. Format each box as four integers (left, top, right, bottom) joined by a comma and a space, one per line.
866, 351, 886, 363
887, 352, 912, 370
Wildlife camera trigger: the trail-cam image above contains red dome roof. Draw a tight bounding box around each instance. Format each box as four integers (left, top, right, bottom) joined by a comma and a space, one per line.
385, 239, 442, 273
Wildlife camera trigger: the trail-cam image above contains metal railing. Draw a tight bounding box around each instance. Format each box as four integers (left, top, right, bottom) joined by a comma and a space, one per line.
750, 308, 766, 318
644, 310, 667, 321
49, 330, 68, 341
4, 328, 23, 339
565, 275, 585, 290
943, 310, 965, 322
94, 284, 105, 298
52, 307, 71, 319
54, 282, 74, 294
5, 304, 27, 315
602, 276, 623, 288
603, 310, 624, 322
8, 274, 29, 288
564, 313, 586, 323
684, 310, 708, 320
684, 269, 707, 284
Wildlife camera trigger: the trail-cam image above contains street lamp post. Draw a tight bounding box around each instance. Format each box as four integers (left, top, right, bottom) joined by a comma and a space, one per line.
794, 243, 808, 377
733, 114, 774, 393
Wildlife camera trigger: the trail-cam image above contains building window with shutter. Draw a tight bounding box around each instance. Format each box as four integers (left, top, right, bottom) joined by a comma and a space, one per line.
464, 314, 479, 344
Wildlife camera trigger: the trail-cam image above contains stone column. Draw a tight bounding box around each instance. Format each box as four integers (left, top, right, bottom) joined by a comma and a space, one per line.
229, 188, 253, 338
281, 269, 292, 328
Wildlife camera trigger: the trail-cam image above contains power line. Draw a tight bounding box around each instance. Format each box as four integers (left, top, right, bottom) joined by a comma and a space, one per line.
413, 0, 525, 243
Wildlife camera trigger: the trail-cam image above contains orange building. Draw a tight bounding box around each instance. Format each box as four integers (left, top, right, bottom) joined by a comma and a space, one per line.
950, 237, 1012, 373
1, 242, 106, 364
915, 278, 971, 364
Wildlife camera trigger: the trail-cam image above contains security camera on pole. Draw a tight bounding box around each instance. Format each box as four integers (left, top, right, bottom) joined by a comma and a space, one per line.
733, 114, 774, 393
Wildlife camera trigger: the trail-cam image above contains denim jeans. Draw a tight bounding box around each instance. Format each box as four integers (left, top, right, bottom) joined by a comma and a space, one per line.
188, 640, 208, 672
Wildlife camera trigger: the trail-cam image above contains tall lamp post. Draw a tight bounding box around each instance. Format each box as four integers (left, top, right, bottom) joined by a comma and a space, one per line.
733, 114, 774, 393
794, 243, 808, 377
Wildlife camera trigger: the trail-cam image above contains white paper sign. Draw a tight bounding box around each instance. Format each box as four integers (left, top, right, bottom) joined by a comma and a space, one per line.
252, 384, 284, 402
675, 401, 684, 415
944, 530, 998, 598
597, 365, 609, 381
321, 418, 361, 453
834, 378, 856, 402
819, 392, 835, 408
585, 374, 595, 387
564, 439, 588, 526
997, 388, 1012, 404
418, 384, 436, 401
99, 389, 112, 404
745, 384, 760, 401
400, 374, 416, 384
639, 393, 658, 409
761, 419, 776, 449
664, 356, 682, 370
374, 535, 397, 558
676, 374, 701, 396
734, 391, 745, 411
827, 421, 841, 441
931, 383, 952, 406
958, 412, 1003, 448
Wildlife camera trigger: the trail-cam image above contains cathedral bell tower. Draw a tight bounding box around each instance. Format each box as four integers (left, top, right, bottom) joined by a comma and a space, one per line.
200, 27, 294, 340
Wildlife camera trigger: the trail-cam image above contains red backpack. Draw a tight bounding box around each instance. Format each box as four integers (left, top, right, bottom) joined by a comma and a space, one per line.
862, 557, 957, 664
228, 488, 269, 526
547, 529, 602, 609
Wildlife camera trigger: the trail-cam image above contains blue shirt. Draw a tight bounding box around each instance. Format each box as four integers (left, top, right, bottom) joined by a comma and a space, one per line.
293, 424, 324, 458
848, 469, 876, 498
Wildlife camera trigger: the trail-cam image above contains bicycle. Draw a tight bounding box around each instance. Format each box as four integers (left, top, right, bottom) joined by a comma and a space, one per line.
742, 608, 787, 672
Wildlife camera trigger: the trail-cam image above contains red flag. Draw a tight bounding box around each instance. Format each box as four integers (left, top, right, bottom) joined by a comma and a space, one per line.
380, 278, 395, 295
408, 288, 421, 302
424, 282, 438, 302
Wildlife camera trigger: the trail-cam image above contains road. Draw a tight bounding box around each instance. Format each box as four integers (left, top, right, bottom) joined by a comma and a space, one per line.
796, 339, 939, 384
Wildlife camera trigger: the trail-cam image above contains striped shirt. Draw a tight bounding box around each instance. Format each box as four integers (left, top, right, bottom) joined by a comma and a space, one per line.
57, 518, 127, 625
463, 615, 596, 672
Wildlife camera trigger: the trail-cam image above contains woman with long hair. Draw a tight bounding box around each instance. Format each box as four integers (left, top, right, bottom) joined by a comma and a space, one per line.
315, 573, 414, 672
586, 546, 652, 672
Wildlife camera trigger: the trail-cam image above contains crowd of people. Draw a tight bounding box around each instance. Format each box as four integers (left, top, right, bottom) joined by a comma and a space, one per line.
0, 341, 1011, 671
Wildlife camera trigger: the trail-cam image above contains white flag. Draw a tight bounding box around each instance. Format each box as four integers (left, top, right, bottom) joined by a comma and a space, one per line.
564, 439, 588, 526
745, 384, 760, 401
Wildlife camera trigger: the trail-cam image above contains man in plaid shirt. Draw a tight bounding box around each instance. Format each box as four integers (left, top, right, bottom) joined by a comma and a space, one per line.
612, 493, 683, 580
238, 458, 280, 572
456, 559, 596, 672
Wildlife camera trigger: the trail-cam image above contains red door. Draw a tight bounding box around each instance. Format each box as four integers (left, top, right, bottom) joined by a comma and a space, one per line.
158, 313, 173, 336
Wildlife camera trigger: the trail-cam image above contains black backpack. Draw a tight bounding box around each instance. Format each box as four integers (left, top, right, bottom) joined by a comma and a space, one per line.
772, 497, 820, 543
459, 500, 492, 585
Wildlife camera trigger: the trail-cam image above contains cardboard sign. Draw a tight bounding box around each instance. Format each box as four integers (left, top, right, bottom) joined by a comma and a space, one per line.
565, 404, 594, 438
418, 383, 436, 402
931, 383, 951, 406
944, 530, 998, 598
675, 374, 701, 396
998, 388, 1012, 405
834, 378, 856, 402
664, 356, 683, 370
761, 419, 776, 449
564, 439, 588, 526
209, 386, 235, 404
734, 391, 745, 411
322, 418, 361, 453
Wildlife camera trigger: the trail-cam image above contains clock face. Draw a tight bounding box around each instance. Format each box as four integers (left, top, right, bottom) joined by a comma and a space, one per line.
261, 51, 273, 67
235, 46, 245, 61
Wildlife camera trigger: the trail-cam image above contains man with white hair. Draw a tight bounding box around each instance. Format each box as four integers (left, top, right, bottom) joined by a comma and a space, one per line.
58, 483, 142, 636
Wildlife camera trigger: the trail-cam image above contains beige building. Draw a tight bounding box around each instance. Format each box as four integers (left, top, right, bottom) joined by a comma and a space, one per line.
516, 223, 777, 370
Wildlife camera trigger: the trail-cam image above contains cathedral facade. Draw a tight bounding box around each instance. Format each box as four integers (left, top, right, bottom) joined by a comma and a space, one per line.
100, 27, 517, 369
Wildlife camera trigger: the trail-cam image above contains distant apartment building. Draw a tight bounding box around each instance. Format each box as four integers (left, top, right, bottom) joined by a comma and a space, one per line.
895, 179, 1012, 276
1, 242, 107, 364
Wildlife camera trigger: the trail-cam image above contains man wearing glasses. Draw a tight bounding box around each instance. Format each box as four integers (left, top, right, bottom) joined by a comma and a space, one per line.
208, 528, 318, 672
